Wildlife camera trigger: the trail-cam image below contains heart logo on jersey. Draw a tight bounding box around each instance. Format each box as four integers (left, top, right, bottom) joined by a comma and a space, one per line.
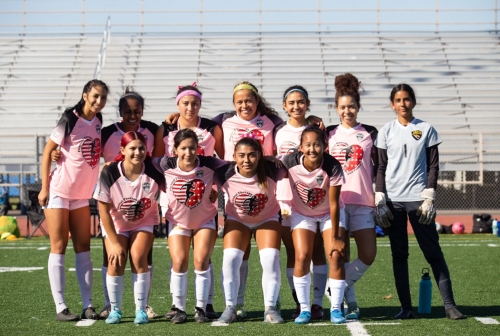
231, 128, 265, 145
197, 146, 205, 155
233, 192, 268, 217
331, 142, 364, 175
294, 181, 326, 209
279, 141, 298, 155
119, 197, 152, 221
80, 136, 101, 168
171, 178, 206, 208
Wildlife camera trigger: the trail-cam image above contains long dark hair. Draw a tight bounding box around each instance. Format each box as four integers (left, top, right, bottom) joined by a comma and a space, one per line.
234, 137, 270, 192
390, 83, 417, 105
233, 81, 278, 117
173, 128, 199, 149
65, 79, 109, 116
300, 125, 327, 147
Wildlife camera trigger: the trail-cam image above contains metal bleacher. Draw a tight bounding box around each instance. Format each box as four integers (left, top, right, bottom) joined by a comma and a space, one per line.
1, 32, 500, 170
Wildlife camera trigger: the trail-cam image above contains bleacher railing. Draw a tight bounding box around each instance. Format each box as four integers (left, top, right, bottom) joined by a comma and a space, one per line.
93, 16, 111, 80
1, 0, 499, 35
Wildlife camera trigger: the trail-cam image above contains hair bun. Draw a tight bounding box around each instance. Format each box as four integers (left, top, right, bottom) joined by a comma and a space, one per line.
334, 73, 360, 96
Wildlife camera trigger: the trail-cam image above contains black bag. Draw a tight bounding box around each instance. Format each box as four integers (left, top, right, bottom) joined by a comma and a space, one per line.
472, 213, 493, 233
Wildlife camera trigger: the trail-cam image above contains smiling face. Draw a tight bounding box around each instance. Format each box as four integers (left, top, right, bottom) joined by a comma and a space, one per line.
177, 95, 201, 123
283, 91, 309, 122
174, 137, 198, 168
300, 130, 325, 167
234, 144, 261, 177
120, 97, 143, 131
390, 90, 415, 121
233, 89, 259, 121
121, 139, 146, 165
336, 95, 359, 128
82, 85, 107, 115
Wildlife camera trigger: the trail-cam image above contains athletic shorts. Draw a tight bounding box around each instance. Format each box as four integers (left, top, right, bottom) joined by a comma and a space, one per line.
344, 204, 375, 232
168, 218, 216, 237
226, 214, 280, 232
290, 208, 346, 233
101, 224, 154, 239
45, 194, 88, 210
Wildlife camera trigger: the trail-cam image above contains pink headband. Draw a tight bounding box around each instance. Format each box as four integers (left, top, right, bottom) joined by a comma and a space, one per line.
176, 82, 202, 105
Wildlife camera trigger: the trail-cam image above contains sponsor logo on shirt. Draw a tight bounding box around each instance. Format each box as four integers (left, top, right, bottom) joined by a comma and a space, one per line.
331, 142, 364, 175
79, 136, 101, 169
118, 197, 152, 221
294, 181, 326, 209
171, 178, 206, 208
142, 182, 151, 193
233, 191, 268, 216
411, 130, 422, 140
230, 128, 265, 145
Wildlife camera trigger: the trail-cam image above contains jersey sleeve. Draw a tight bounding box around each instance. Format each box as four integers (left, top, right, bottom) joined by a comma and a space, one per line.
211, 111, 235, 126
374, 125, 387, 149
101, 124, 116, 149
200, 156, 227, 171
426, 125, 442, 148
141, 120, 159, 136
281, 149, 302, 169
159, 156, 178, 172
323, 154, 345, 186
93, 163, 119, 203
145, 160, 166, 192
213, 162, 235, 187
200, 118, 218, 135
50, 110, 78, 146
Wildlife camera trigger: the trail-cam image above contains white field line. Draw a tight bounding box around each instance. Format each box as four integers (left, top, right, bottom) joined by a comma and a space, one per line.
487, 244, 499, 247
0, 267, 44, 273
211, 321, 229, 326
475, 317, 500, 325
75, 319, 97, 327
68, 268, 130, 272
346, 321, 370, 335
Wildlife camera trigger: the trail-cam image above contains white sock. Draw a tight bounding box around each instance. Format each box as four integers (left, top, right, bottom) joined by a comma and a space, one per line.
220, 269, 225, 301
208, 262, 214, 305
195, 269, 211, 309
286, 267, 295, 291
346, 258, 370, 287
293, 273, 311, 312
107, 274, 124, 311
170, 270, 188, 312
133, 272, 150, 311
328, 278, 346, 311
48, 253, 67, 313
101, 266, 110, 306
312, 264, 328, 306
148, 264, 154, 305
259, 248, 281, 307
75, 251, 93, 309
237, 259, 249, 305
222, 248, 244, 307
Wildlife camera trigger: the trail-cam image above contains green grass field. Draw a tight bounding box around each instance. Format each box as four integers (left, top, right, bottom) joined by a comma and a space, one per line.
1, 235, 499, 335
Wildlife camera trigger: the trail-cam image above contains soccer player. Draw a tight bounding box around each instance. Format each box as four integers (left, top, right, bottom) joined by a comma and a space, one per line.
215, 137, 287, 324
326, 73, 378, 320
374, 83, 465, 320
39, 80, 108, 321
275, 85, 328, 320
94, 131, 165, 325
158, 129, 226, 324
280, 126, 346, 325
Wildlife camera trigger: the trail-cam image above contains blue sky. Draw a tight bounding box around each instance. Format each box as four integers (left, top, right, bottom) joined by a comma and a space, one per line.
1, 0, 498, 34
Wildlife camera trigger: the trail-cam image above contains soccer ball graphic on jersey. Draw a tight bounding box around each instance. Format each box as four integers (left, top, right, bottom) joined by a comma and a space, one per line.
172, 178, 206, 208
294, 181, 326, 209
331, 142, 363, 174
233, 192, 268, 216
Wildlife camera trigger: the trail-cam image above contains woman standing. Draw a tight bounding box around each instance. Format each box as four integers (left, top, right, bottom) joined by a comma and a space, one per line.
94, 132, 165, 325
374, 83, 465, 320
326, 73, 378, 320
39, 80, 108, 321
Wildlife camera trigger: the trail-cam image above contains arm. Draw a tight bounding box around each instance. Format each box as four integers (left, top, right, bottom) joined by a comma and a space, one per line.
371, 147, 379, 181
165, 112, 180, 125
213, 124, 225, 159
375, 147, 388, 193
39, 139, 59, 206
328, 185, 344, 257
98, 201, 126, 267
152, 124, 166, 158
426, 145, 439, 189
306, 115, 325, 130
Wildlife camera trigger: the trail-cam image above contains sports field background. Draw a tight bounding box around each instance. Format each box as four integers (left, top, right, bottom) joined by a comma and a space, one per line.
1, 235, 499, 335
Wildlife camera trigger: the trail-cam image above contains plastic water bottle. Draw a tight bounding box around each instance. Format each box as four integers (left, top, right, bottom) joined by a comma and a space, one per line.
418, 268, 432, 314
492, 219, 498, 236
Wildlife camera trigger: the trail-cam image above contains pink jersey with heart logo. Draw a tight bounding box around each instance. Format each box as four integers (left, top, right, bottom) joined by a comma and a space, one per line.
49, 110, 102, 199
327, 124, 377, 207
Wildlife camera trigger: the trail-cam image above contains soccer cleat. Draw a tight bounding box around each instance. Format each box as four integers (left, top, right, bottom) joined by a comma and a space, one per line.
330, 309, 346, 324
105, 308, 122, 324
81, 307, 99, 320
134, 308, 149, 324
55, 308, 80, 322
194, 307, 209, 323
164, 305, 176, 320
345, 302, 360, 320
236, 304, 247, 320
145, 305, 159, 319
218, 305, 237, 324
294, 311, 311, 324
446, 307, 466, 320
99, 305, 111, 319
394, 308, 416, 319
263, 306, 284, 324
171, 308, 187, 324
206, 304, 219, 319
311, 304, 324, 320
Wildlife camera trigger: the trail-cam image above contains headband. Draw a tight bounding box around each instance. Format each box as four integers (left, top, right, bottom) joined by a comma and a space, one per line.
283, 88, 308, 101
120, 92, 143, 100
176, 82, 202, 104
233, 83, 258, 95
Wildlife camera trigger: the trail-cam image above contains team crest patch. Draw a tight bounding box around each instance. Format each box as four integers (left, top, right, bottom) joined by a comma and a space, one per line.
196, 170, 204, 178
256, 119, 264, 128
142, 182, 151, 193
412, 130, 422, 140
356, 133, 364, 141
198, 134, 204, 142
316, 175, 324, 185
95, 124, 101, 135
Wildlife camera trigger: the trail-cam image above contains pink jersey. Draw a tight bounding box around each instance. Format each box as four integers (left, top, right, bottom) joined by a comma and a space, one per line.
327, 124, 377, 207
160, 156, 226, 230
214, 161, 287, 225
49, 110, 102, 199
212, 112, 283, 160
101, 120, 158, 162
274, 122, 306, 155
93, 160, 166, 233
281, 151, 345, 217
161, 117, 217, 157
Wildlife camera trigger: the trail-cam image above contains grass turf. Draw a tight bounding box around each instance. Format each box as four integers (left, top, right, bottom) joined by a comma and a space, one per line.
0, 235, 499, 335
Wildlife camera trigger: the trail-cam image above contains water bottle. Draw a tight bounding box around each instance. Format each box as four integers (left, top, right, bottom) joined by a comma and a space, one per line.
492, 219, 498, 236
418, 268, 432, 314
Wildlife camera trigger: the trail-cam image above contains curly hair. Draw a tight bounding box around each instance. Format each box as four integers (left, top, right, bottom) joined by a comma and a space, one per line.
334, 73, 361, 108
